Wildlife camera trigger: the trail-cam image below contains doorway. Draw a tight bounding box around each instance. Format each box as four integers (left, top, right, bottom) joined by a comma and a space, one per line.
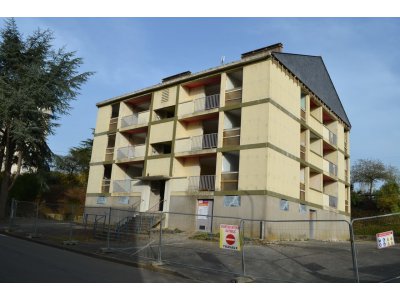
196, 200, 214, 232
309, 209, 317, 239
149, 180, 166, 211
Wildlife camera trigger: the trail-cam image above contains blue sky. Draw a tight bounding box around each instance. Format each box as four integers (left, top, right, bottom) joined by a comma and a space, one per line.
3, 18, 400, 169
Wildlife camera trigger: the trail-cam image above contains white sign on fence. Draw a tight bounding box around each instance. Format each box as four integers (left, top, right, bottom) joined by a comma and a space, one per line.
219, 224, 241, 251
376, 230, 395, 249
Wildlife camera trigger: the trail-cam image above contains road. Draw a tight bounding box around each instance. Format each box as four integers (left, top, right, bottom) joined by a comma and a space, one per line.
0, 234, 190, 283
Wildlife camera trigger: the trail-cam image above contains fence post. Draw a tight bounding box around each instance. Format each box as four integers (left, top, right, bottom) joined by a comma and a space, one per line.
33, 202, 39, 237
157, 212, 164, 264
69, 204, 74, 242
106, 207, 112, 250
240, 219, 246, 277
8, 198, 16, 231
349, 221, 360, 283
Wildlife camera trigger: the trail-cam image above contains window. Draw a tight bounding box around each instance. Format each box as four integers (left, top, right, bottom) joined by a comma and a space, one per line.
118, 196, 129, 205
299, 204, 307, 213
97, 196, 107, 205
223, 195, 241, 207
280, 199, 289, 211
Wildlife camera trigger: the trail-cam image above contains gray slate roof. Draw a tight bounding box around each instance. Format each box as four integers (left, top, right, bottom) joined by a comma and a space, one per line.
272, 52, 351, 128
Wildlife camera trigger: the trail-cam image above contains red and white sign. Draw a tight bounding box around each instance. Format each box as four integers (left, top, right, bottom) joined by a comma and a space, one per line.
220, 224, 241, 251
376, 230, 395, 249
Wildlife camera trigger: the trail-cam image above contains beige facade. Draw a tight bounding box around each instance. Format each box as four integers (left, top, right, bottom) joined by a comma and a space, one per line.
86, 44, 351, 240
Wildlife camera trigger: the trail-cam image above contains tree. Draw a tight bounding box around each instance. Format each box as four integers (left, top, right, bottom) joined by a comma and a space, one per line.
0, 19, 93, 219
351, 159, 398, 202
53, 135, 93, 186
376, 181, 400, 213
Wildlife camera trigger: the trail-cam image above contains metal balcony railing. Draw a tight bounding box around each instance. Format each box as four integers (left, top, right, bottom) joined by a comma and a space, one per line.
193, 94, 220, 112
329, 161, 338, 177
191, 133, 218, 151
188, 175, 216, 191
117, 145, 145, 160
121, 111, 150, 128
324, 126, 337, 146
113, 180, 132, 193
300, 144, 306, 160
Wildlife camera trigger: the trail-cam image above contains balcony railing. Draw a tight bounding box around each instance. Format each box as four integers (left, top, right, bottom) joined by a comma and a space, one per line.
117, 145, 146, 160
300, 108, 306, 121
300, 183, 305, 201
323, 193, 338, 209
191, 133, 218, 151
101, 179, 111, 193
323, 126, 337, 146
223, 128, 240, 147
105, 147, 114, 161
221, 171, 239, 191
193, 94, 220, 112
329, 195, 338, 208
109, 117, 118, 131
113, 180, 131, 193
225, 88, 242, 106
300, 144, 306, 160
324, 159, 338, 177
121, 111, 150, 128
188, 175, 216, 191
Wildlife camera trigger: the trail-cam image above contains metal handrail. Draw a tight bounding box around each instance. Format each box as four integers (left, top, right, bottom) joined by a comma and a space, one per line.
193, 94, 220, 112
147, 199, 166, 212
191, 133, 218, 150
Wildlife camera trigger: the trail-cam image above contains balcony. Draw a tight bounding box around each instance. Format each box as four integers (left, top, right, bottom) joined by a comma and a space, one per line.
221, 171, 239, 191
300, 108, 306, 121
223, 128, 240, 147
109, 117, 118, 132
323, 126, 337, 146
300, 182, 305, 201
188, 175, 216, 191
117, 145, 146, 161
300, 145, 306, 160
175, 133, 218, 154
101, 179, 111, 193
105, 147, 114, 161
120, 111, 150, 128
193, 94, 220, 113
323, 193, 338, 209
323, 159, 337, 177
225, 88, 242, 106
112, 179, 143, 193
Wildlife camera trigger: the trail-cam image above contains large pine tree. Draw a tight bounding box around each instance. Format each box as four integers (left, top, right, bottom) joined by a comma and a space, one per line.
0, 19, 92, 218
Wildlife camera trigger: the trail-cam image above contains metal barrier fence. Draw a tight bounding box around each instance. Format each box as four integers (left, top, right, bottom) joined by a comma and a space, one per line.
351, 212, 400, 283
6, 201, 400, 282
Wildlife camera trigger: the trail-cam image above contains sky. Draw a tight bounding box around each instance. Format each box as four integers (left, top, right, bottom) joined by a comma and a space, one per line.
1, 17, 400, 169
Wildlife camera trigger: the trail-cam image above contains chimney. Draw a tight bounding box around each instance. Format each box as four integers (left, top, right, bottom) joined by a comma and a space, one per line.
241, 43, 283, 59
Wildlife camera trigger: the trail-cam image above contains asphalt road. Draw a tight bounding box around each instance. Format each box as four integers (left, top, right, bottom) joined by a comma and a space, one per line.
0, 234, 190, 283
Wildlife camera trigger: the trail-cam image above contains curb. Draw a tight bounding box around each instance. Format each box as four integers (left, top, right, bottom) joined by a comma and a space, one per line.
0, 230, 192, 281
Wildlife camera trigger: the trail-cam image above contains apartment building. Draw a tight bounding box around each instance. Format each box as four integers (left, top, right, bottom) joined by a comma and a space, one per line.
86, 43, 351, 240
